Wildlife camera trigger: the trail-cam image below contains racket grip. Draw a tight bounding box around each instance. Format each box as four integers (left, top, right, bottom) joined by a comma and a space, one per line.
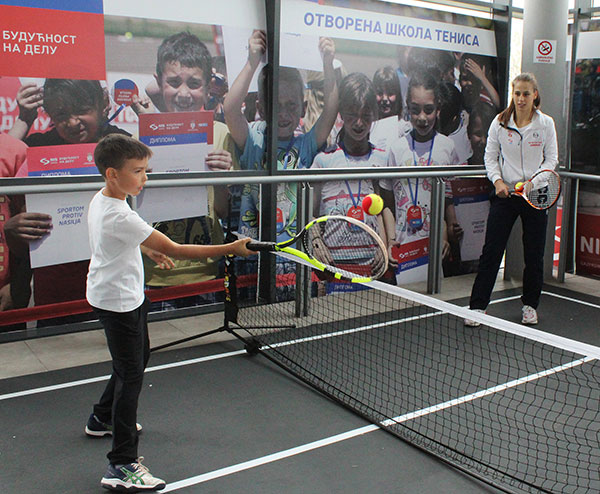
247, 241, 276, 252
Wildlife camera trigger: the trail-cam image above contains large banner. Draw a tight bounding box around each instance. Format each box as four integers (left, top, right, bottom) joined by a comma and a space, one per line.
0, 0, 267, 319
0, 0, 106, 80
270, 0, 499, 287
0, 0, 500, 322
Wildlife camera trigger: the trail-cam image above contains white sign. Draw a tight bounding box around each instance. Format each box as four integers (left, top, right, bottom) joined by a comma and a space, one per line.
281, 0, 497, 56
26, 190, 95, 268
534, 39, 556, 64
222, 26, 265, 93
135, 186, 208, 224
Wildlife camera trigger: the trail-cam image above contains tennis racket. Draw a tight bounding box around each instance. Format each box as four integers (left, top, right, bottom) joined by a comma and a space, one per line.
511, 169, 561, 210
247, 215, 388, 283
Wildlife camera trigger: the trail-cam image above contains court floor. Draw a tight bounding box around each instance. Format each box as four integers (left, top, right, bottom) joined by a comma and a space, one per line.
1, 278, 598, 494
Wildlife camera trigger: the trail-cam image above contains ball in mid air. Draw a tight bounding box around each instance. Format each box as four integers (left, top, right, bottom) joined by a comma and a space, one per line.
362, 193, 384, 215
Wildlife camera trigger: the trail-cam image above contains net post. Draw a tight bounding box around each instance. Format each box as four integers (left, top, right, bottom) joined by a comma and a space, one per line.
427, 177, 445, 294
295, 182, 311, 317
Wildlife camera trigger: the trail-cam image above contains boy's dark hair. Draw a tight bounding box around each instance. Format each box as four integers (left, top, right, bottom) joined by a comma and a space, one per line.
42, 79, 106, 120
339, 72, 378, 118
257, 65, 304, 108
94, 134, 152, 177
156, 32, 212, 85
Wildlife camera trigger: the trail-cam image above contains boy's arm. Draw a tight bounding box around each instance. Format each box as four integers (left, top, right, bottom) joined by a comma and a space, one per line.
142, 228, 253, 259
313, 37, 339, 149
224, 29, 266, 151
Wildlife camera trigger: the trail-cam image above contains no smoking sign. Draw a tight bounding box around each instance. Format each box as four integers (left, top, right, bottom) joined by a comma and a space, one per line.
534, 39, 556, 64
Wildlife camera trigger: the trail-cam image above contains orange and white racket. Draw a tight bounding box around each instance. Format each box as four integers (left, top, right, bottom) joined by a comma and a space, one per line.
511, 169, 561, 210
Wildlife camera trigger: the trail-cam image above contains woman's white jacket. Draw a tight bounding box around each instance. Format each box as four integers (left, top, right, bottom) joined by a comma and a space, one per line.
484, 109, 558, 188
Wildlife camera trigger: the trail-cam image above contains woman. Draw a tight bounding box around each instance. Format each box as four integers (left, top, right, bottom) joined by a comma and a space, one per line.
466, 73, 558, 326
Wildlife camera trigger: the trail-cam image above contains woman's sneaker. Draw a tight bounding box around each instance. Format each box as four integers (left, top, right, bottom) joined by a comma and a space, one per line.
464, 309, 485, 327
521, 305, 538, 325
86, 413, 142, 437
101, 457, 166, 492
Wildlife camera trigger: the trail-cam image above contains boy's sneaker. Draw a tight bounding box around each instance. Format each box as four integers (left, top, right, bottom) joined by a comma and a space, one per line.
464, 309, 485, 327
522, 305, 538, 325
86, 414, 142, 437
101, 457, 166, 492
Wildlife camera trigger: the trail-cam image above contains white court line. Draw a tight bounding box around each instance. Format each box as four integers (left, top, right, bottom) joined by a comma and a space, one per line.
161, 424, 379, 492
542, 290, 600, 309
162, 355, 594, 492
0, 291, 592, 402
0, 350, 245, 402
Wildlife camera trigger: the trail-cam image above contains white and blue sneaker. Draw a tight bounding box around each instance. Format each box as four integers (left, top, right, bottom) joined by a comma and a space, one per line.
101, 457, 166, 492
86, 414, 142, 437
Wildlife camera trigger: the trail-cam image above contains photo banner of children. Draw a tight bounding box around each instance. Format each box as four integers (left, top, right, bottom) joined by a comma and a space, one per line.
274, 0, 500, 286
0, 0, 266, 327
102, 1, 266, 311
0, 1, 112, 327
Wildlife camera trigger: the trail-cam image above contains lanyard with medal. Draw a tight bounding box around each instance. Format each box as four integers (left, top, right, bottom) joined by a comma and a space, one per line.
344, 179, 363, 221
407, 130, 435, 231
342, 142, 372, 224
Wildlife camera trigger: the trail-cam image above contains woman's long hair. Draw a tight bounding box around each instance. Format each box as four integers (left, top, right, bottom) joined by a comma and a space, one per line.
498, 72, 541, 127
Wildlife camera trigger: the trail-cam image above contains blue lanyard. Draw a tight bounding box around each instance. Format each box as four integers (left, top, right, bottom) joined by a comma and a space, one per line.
340, 142, 372, 207
408, 131, 435, 206
260, 129, 298, 169
344, 179, 361, 207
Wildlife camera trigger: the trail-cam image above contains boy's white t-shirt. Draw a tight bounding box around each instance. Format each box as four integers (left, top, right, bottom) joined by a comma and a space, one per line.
86, 189, 154, 312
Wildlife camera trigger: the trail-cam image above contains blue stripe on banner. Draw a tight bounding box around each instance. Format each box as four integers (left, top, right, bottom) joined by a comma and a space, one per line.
139, 132, 208, 147
29, 167, 99, 177
398, 255, 429, 273
0, 0, 103, 14
454, 193, 490, 205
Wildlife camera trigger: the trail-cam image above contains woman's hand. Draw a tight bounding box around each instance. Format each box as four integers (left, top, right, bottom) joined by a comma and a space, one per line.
494, 179, 510, 198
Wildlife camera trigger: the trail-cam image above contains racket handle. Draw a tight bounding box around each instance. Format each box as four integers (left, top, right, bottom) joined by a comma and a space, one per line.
247, 241, 277, 252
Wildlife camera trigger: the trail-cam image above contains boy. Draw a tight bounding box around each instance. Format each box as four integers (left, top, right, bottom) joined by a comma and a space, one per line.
86, 134, 251, 492
224, 29, 338, 242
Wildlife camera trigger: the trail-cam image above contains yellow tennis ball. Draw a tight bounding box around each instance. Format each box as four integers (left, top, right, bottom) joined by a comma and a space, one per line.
515, 182, 524, 192
362, 193, 384, 216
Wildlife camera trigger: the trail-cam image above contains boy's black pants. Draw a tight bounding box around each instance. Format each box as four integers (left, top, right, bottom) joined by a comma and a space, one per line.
92, 298, 150, 466
470, 195, 548, 311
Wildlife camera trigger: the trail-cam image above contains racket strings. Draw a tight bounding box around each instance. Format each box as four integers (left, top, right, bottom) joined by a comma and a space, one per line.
304, 217, 387, 280
527, 173, 560, 208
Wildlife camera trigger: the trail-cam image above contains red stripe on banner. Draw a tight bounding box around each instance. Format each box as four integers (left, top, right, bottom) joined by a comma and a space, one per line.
0, 5, 106, 80
0, 274, 260, 326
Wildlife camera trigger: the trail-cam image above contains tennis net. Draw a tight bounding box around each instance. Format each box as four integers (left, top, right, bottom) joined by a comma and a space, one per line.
231, 255, 600, 494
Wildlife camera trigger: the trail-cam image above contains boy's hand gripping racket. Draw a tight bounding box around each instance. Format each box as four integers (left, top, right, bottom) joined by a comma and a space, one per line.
247, 215, 388, 283
512, 169, 561, 210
